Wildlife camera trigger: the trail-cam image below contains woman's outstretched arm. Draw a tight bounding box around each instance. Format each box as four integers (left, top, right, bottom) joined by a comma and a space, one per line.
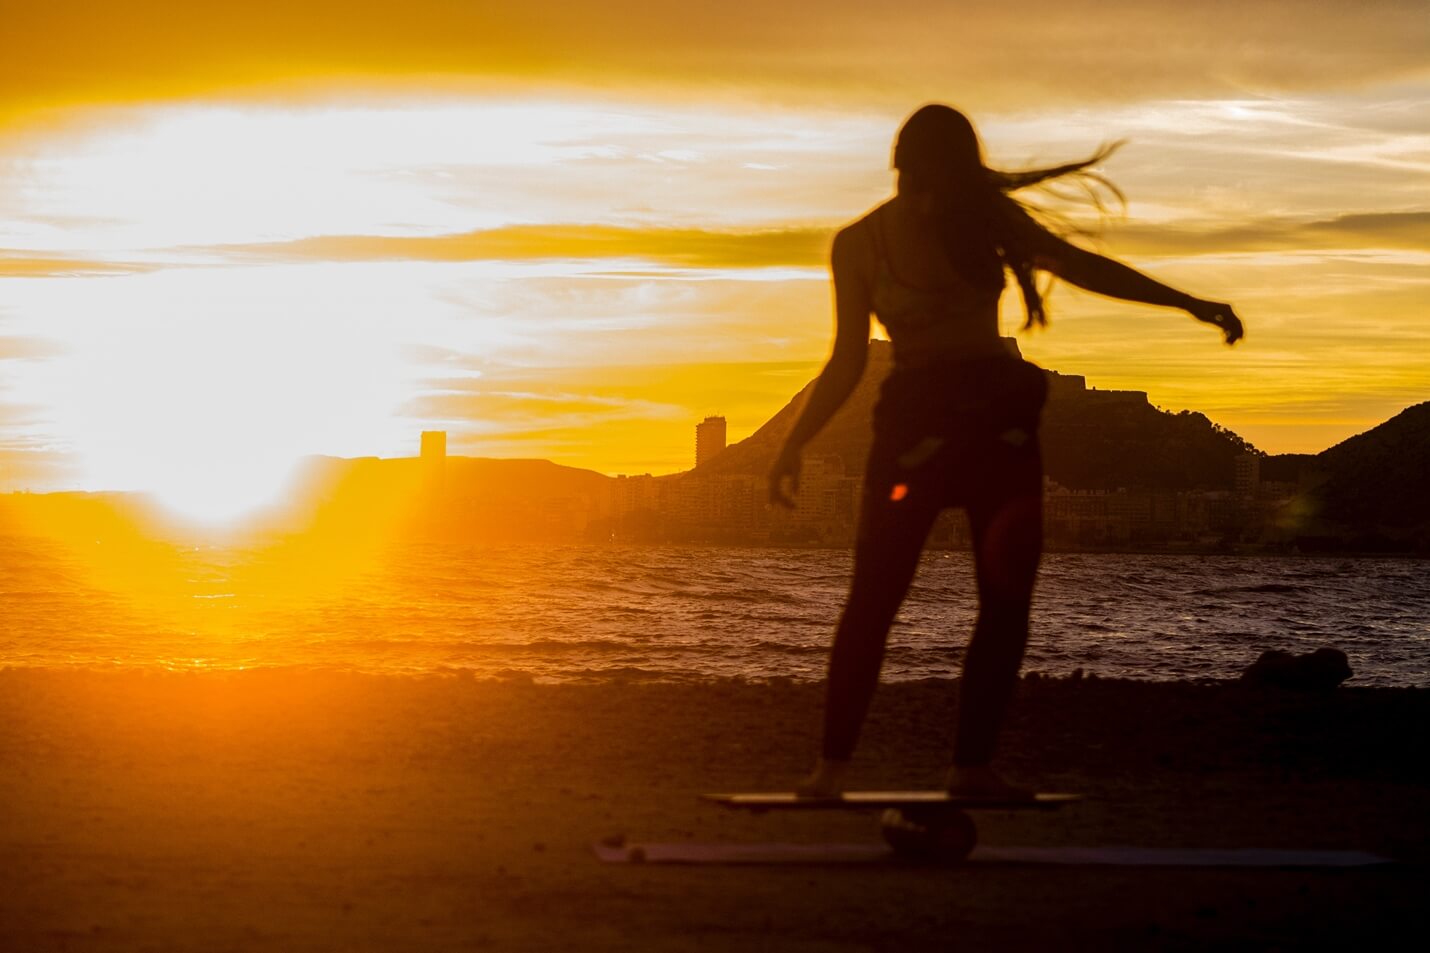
1005, 202, 1244, 344
769, 227, 872, 508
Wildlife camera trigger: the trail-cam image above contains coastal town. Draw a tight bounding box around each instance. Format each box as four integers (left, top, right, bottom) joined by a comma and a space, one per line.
405, 351, 1336, 551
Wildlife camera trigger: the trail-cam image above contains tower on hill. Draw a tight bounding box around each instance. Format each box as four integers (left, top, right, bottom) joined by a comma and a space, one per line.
421, 430, 447, 487
696, 416, 727, 467
421, 430, 447, 461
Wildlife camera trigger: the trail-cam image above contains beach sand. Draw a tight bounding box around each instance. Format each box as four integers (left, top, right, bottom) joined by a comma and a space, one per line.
2, 669, 1426, 951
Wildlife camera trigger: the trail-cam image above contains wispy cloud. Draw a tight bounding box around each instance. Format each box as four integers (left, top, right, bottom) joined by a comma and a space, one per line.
11, 213, 1428, 275
0, 336, 66, 360
0, 448, 76, 489
168, 211, 1430, 270
207, 225, 831, 269
0, 257, 155, 278
1105, 211, 1430, 257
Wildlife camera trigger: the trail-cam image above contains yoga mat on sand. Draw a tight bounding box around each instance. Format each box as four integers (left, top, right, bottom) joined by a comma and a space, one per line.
592, 842, 1391, 867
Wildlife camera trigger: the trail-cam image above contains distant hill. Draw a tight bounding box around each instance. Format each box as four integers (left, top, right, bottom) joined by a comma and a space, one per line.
287, 454, 607, 496
0, 490, 164, 540
698, 339, 1257, 491
279, 454, 613, 541
1273, 402, 1430, 542
291, 455, 610, 496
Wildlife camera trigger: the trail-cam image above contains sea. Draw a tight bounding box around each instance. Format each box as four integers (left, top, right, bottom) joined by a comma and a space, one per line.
1, 538, 1426, 686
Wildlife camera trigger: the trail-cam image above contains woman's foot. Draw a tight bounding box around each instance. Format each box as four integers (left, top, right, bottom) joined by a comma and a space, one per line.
944, 764, 1035, 801
794, 758, 850, 798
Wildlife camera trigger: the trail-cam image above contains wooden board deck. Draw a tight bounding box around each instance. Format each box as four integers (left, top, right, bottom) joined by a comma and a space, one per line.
702, 791, 1082, 811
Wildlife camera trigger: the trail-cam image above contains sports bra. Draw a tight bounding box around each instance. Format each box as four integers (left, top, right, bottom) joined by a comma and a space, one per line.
868, 206, 1002, 345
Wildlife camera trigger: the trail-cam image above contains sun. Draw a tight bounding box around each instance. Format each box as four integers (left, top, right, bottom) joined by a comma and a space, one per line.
16, 257, 424, 525
144, 456, 297, 526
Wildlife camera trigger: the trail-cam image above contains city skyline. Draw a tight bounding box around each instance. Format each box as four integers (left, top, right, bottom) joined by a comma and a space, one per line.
7, 356, 1418, 492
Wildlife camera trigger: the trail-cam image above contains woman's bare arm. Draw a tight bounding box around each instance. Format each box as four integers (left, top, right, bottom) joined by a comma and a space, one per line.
1004, 201, 1244, 344
769, 227, 871, 507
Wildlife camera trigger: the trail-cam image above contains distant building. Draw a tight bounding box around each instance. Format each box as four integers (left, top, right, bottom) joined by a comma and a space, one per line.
421, 430, 447, 460
421, 430, 447, 487
1046, 372, 1088, 399
695, 416, 727, 467
613, 473, 658, 517
1234, 453, 1260, 497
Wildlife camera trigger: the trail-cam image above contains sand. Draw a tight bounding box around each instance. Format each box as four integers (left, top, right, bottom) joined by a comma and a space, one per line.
1, 669, 1426, 951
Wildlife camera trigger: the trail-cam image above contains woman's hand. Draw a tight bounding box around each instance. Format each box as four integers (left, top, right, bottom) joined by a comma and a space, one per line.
768, 445, 803, 509
1188, 299, 1244, 345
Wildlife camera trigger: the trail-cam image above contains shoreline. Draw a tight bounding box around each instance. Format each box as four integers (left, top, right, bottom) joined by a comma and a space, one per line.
600, 536, 1430, 558
2, 667, 1424, 690
6, 523, 1428, 559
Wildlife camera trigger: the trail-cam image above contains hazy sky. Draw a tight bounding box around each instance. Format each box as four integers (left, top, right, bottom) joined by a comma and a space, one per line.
1, 1, 1427, 518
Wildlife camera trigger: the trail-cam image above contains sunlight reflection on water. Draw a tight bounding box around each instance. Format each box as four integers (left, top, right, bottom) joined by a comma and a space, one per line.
2, 539, 1426, 686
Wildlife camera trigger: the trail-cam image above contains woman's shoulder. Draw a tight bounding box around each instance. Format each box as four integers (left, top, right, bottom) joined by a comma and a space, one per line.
832, 202, 890, 261
841, 201, 891, 237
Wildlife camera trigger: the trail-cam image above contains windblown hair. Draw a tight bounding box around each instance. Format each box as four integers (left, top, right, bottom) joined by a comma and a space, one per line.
893, 104, 1122, 330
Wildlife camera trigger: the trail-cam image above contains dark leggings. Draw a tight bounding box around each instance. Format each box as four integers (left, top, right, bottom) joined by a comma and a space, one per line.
819, 452, 1042, 765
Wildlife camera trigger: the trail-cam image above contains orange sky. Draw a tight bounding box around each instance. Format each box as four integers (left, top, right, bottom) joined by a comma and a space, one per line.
1, 1, 1427, 520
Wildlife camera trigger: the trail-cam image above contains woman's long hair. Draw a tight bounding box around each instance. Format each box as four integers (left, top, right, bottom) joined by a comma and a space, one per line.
893, 104, 1122, 330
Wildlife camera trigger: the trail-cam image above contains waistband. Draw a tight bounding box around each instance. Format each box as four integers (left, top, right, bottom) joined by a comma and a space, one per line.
874, 356, 1048, 437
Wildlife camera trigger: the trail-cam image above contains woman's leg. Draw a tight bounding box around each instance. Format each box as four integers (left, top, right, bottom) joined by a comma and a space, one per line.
951, 491, 1042, 769
818, 484, 940, 764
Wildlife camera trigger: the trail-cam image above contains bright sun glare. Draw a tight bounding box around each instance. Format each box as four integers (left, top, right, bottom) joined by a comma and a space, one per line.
148, 462, 295, 525
5, 99, 853, 510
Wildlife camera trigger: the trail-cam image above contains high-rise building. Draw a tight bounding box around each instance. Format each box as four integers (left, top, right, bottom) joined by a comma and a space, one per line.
1234, 453, 1260, 497
695, 416, 727, 467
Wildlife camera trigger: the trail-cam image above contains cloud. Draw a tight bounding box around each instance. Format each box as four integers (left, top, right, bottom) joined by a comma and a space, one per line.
0, 336, 67, 361
4, 1, 1427, 122
189, 210, 1430, 270
0, 402, 46, 427
1104, 210, 1430, 257
0, 257, 155, 278
11, 212, 1427, 277
1278, 212, 1430, 251
407, 386, 682, 426
209, 225, 831, 268
0, 400, 69, 489
0, 448, 77, 489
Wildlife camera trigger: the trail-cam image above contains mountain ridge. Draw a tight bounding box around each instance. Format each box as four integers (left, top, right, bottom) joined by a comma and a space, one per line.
684, 339, 1426, 545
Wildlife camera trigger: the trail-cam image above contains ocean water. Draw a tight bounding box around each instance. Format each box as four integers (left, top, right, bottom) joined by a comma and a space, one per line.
1, 538, 1426, 686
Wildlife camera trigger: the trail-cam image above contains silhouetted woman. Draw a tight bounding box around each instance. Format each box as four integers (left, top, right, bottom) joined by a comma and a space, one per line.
769, 105, 1242, 798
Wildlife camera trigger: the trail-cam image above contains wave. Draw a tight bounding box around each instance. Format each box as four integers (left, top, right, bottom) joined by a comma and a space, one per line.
1192, 582, 1306, 596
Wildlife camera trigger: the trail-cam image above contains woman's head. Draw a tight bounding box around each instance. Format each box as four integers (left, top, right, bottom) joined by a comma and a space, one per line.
892, 104, 985, 202
890, 102, 1123, 329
